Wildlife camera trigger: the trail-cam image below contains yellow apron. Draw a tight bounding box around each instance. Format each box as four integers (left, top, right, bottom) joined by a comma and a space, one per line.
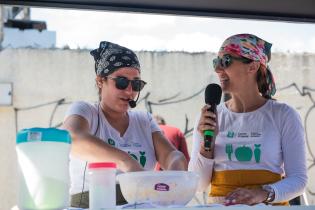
210, 170, 289, 206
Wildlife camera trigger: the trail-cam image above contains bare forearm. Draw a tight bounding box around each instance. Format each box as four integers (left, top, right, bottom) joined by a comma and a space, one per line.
163, 150, 188, 171
71, 133, 141, 172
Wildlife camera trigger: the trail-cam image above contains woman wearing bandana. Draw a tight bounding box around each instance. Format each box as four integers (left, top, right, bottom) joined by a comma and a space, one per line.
189, 34, 307, 206
63, 41, 187, 208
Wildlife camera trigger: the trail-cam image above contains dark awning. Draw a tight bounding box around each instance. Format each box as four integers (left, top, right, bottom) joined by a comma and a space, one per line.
1, 0, 315, 23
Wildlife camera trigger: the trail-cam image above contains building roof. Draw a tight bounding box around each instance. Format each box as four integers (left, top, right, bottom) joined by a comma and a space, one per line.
3, 0, 315, 23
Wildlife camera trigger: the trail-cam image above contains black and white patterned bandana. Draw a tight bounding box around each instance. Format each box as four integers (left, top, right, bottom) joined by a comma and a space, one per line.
90, 41, 141, 77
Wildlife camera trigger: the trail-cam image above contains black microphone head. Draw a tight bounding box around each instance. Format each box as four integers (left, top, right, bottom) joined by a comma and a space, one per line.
205, 83, 222, 105
128, 100, 137, 108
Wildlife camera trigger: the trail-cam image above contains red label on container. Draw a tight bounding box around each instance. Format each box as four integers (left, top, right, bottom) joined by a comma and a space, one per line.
154, 183, 170, 191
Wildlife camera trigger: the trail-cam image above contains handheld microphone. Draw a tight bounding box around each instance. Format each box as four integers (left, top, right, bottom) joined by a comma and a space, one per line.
204, 83, 222, 151
128, 91, 141, 108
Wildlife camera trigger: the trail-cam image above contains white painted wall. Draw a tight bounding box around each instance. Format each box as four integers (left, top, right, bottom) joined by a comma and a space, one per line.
0, 49, 314, 209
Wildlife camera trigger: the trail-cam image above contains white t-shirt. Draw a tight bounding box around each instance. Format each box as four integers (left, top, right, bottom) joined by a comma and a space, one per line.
189, 100, 307, 202
65, 101, 161, 194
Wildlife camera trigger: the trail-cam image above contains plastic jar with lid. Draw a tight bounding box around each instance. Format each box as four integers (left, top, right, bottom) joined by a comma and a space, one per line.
88, 162, 117, 209
16, 127, 71, 210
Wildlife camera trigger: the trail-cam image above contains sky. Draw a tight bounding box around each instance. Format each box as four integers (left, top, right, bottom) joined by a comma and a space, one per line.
31, 7, 315, 53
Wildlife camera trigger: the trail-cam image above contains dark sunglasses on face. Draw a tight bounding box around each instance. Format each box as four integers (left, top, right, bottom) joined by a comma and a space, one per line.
106, 76, 147, 91
213, 54, 253, 69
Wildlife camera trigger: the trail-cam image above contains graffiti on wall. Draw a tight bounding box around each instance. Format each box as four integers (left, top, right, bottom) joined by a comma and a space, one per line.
277, 83, 315, 197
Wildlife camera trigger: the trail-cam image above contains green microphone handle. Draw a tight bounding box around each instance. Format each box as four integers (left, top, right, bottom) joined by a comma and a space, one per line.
204, 130, 214, 151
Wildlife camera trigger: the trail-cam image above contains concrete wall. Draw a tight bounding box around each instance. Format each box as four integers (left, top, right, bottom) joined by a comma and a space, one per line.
0, 7, 3, 45
0, 49, 314, 209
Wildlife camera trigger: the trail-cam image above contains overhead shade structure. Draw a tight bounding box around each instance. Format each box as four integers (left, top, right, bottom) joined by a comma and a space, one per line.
2, 0, 315, 23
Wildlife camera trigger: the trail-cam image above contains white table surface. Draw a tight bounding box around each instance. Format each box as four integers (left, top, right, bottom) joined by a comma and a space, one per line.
12, 205, 315, 210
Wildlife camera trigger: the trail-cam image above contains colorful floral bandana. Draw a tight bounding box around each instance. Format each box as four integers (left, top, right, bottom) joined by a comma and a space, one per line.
219, 34, 276, 97
219, 34, 271, 68
90, 41, 140, 77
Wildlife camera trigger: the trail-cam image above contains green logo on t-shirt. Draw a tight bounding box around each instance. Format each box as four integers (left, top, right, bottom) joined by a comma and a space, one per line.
108, 138, 115, 146
226, 144, 261, 163
127, 151, 147, 167
225, 144, 233, 161
227, 131, 235, 138
254, 144, 261, 163
128, 151, 138, 160
235, 145, 253, 161
139, 151, 146, 167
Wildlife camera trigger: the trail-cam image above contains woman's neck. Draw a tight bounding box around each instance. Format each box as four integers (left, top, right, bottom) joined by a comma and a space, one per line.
100, 103, 129, 136
226, 92, 267, 113
100, 103, 128, 122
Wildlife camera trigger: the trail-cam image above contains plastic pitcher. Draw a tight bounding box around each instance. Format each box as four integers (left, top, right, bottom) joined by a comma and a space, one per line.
16, 127, 72, 210
88, 162, 116, 210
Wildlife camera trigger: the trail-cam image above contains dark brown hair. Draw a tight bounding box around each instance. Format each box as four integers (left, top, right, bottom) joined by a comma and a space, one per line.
154, 115, 166, 125
256, 66, 271, 99
96, 77, 108, 102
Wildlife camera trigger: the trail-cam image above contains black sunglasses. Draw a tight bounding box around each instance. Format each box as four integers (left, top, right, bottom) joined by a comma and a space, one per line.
106, 76, 146, 91
213, 54, 253, 69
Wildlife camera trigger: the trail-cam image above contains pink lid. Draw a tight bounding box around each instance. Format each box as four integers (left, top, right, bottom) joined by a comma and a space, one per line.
88, 162, 117, 169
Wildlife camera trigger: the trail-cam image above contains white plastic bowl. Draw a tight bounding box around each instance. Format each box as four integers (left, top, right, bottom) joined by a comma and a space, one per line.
117, 171, 199, 206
